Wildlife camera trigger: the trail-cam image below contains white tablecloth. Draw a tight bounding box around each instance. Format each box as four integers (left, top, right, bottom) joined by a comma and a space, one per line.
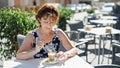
101, 16, 117, 20
3, 55, 94, 68
90, 19, 117, 25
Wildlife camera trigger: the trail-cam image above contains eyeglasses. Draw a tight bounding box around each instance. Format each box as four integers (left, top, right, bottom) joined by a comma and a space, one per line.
40, 17, 55, 24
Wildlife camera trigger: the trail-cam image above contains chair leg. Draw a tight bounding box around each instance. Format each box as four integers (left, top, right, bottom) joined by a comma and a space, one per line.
112, 46, 115, 64
85, 43, 88, 62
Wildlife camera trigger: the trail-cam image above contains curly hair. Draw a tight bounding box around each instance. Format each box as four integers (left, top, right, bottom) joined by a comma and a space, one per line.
35, 3, 60, 26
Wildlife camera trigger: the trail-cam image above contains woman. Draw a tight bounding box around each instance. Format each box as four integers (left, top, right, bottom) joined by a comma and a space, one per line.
16, 3, 77, 63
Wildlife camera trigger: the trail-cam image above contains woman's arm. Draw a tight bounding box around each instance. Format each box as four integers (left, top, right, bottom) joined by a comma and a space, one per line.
56, 29, 78, 62
16, 32, 38, 60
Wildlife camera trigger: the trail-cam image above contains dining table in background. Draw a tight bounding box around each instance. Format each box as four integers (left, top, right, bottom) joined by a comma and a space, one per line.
78, 27, 120, 64
90, 19, 117, 27
3, 55, 94, 68
100, 16, 118, 20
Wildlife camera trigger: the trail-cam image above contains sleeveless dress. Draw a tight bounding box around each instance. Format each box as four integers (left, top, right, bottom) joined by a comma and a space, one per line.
31, 29, 60, 58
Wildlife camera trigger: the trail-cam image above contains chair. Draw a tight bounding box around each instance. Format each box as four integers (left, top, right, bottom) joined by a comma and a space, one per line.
94, 65, 120, 68
17, 34, 25, 48
86, 14, 98, 27
66, 20, 94, 42
111, 33, 120, 65
65, 20, 95, 61
66, 20, 85, 41
112, 41, 120, 65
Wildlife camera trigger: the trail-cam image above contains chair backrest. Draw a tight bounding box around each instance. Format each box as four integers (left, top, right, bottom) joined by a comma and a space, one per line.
17, 34, 66, 51
67, 20, 84, 31
17, 34, 25, 48
67, 20, 86, 40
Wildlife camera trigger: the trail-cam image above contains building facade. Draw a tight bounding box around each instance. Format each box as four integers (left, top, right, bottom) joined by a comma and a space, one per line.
1, 0, 120, 9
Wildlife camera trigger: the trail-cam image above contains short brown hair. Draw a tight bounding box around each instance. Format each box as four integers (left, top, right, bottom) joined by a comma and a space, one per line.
35, 3, 60, 24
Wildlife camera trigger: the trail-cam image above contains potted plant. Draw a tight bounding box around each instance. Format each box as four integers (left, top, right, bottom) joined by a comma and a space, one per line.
58, 7, 74, 31
87, 8, 95, 14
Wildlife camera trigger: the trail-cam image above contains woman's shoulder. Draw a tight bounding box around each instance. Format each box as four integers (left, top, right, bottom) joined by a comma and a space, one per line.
26, 31, 34, 38
27, 29, 38, 34
27, 29, 35, 34
55, 28, 63, 33
26, 29, 37, 38
55, 28, 63, 32
56, 28, 66, 36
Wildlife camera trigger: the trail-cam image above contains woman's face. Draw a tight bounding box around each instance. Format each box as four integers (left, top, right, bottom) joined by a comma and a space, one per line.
39, 13, 56, 31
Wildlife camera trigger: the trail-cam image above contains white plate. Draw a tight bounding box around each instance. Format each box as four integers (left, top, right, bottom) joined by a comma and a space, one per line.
42, 58, 59, 65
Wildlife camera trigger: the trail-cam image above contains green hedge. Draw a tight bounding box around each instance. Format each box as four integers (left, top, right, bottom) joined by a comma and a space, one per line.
0, 7, 37, 60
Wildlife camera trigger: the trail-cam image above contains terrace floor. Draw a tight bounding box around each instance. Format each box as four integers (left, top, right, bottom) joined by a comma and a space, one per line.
77, 38, 120, 67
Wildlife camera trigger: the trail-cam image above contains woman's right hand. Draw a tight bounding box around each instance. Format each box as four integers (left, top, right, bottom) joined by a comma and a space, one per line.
35, 40, 44, 53
55, 51, 68, 64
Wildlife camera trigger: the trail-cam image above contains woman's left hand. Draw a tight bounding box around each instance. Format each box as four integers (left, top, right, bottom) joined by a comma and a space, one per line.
55, 51, 68, 63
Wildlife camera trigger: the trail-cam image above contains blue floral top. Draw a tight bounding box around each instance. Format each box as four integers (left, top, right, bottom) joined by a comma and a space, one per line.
32, 29, 60, 58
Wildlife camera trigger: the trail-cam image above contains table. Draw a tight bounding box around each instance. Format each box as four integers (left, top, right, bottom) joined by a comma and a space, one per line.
66, 20, 80, 23
78, 27, 120, 64
3, 55, 94, 68
100, 16, 118, 20
90, 20, 117, 27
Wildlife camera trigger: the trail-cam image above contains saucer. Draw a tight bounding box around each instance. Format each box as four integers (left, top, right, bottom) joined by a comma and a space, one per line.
42, 58, 59, 65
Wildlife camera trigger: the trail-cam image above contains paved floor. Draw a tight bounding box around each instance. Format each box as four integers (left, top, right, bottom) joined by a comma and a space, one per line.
77, 38, 120, 66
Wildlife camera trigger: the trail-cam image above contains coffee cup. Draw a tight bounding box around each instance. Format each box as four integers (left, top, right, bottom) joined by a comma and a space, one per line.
84, 25, 92, 31
105, 27, 112, 33
48, 53, 55, 62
